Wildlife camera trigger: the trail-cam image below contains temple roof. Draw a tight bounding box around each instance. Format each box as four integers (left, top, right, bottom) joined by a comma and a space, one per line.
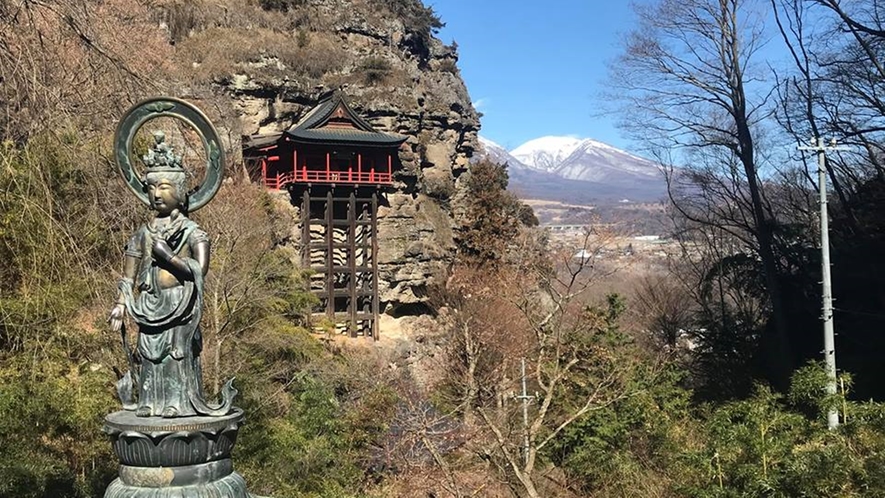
242, 132, 282, 151
284, 91, 406, 148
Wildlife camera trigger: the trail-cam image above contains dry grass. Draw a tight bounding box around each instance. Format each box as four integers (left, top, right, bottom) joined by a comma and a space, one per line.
358, 56, 394, 85
284, 33, 349, 79
174, 28, 348, 83
435, 58, 459, 74
150, 0, 297, 32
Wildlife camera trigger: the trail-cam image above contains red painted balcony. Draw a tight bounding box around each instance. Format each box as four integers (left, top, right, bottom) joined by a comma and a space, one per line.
263, 168, 393, 190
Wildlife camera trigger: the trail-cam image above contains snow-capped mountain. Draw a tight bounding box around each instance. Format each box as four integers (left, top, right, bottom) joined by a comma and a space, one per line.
511, 136, 584, 172
475, 135, 667, 204
477, 136, 529, 169
553, 138, 662, 184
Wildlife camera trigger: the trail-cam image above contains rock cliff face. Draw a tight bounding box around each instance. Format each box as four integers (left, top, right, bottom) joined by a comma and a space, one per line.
218, 0, 479, 311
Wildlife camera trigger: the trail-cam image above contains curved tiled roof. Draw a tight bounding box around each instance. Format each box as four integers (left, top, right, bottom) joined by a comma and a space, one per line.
284, 92, 406, 147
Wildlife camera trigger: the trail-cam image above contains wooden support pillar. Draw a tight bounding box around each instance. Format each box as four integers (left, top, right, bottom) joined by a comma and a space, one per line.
348, 192, 357, 337
301, 188, 311, 329
326, 152, 330, 180
357, 153, 362, 180
293, 148, 298, 179
261, 158, 267, 186
301, 189, 310, 267
387, 153, 392, 179
371, 191, 379, 341
325, 189, 334, 320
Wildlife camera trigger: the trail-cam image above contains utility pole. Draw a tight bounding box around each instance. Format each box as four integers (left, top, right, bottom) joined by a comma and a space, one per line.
798, 137, 848, 430
515, 358, 535, 466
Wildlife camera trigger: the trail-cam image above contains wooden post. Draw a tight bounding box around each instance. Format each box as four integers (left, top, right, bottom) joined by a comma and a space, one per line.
372, 192, 379, 341
358, 153, 362, 181
325, 190, 334, 320
302, 189, 310, 267
261, 158, 267, 186
387, 153, 392, 180
302, 189, 313, 330
349, 192, 357, 337
293, 148, 298, 179
326, 152, 330, 181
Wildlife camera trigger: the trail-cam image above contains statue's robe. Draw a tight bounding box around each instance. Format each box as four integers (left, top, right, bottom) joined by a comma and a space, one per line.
119, 215, 207, 417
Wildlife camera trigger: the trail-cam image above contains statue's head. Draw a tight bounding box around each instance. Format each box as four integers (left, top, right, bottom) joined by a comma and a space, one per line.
145, 171, 188, 216
141, 131, 189, 215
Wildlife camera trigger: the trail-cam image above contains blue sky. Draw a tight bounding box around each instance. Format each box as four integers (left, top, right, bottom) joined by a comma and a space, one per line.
433, 1, 638, 152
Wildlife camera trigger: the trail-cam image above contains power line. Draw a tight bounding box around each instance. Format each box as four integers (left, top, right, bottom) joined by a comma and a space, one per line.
834, 307, 885, 320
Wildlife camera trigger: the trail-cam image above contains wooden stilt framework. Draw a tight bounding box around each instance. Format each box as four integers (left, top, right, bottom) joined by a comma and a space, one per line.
301, 186, 380, 339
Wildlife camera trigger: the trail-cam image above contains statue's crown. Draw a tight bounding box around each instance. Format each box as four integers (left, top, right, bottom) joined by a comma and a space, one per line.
142, 131, 185, 173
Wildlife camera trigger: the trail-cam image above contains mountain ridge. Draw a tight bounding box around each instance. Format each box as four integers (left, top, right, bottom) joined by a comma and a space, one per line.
511, 136, 584, 171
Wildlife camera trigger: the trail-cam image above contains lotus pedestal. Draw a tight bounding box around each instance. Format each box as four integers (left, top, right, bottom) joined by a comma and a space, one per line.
102, 408, 256, 498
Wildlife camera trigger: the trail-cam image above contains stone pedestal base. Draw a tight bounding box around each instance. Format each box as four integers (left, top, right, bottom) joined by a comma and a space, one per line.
103, 408, 257, 498
105, 471, 250, 498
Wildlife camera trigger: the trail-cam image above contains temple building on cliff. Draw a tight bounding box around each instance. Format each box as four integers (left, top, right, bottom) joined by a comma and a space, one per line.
243, 91, 407, 340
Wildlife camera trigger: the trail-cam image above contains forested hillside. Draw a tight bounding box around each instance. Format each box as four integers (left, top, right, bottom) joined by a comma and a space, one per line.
4, 1, 885, 497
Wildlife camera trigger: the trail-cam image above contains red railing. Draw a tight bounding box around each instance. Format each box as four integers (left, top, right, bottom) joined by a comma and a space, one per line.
264, 172, 295, 190
264, 169, 392, 189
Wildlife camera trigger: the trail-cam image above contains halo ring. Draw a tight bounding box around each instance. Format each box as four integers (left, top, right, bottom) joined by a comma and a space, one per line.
114, 97, 225, 212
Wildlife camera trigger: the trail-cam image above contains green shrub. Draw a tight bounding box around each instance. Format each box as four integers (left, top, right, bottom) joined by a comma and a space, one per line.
296, 29, 309, 48
373, 0, 444, 39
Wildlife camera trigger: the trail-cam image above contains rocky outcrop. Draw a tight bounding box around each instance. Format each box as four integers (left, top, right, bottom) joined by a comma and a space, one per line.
376, 192, 454, 305
219, 0, 479, 312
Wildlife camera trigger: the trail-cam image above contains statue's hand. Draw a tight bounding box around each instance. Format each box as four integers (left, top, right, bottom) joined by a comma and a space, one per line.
152, 239, 174, 262
108, 303, 125, 332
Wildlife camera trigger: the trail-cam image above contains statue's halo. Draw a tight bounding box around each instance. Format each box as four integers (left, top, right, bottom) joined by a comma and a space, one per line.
114, 97, 225, 212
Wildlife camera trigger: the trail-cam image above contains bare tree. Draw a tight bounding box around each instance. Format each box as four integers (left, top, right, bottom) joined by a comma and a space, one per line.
772, 0, 885, 197
0, 0, 172, 143
632, 274, 695, 349
440, 231, 644, 498
431, 265, 536, 426
376, 375, 497, 498
199, 183, 311, 392
611, 0, 794, 387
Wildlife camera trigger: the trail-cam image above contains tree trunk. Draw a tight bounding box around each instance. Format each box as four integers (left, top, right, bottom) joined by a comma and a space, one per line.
214, 338, 222, 395
728, 0, 795, 387
734, 105, 794, 390
462, 323, 479, 425
516, 473, 542, 498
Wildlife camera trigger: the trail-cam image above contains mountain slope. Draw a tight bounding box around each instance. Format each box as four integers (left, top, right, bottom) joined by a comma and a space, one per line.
511, 136, 584, 171
554, 139, 661, 184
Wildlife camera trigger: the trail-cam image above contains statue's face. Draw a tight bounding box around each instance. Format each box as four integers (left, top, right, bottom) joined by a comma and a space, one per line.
146, 176, 182, 216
